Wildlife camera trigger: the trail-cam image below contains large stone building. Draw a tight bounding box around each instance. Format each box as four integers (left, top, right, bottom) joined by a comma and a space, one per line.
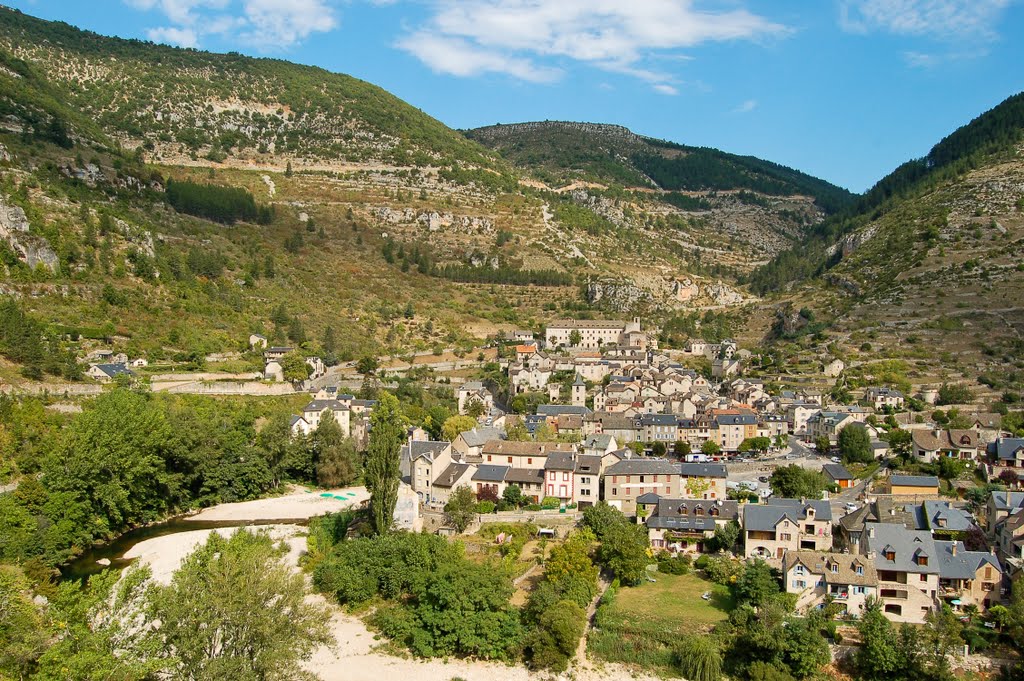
545, 318, 643, 350
744, 498, 833, 563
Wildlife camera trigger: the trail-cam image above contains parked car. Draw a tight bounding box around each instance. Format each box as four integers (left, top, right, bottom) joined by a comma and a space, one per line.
758, 475, 770, 483
830, 456, 842, 464
844, 503, 859, 512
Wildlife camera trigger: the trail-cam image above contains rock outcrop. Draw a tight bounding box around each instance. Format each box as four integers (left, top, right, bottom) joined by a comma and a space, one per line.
0, 195, 58, 272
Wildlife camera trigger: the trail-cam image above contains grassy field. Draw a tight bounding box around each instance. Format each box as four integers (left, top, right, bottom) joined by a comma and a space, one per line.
588, 570, 733, 673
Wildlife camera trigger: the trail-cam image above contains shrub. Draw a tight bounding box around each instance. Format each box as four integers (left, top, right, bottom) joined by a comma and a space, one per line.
657, 553, 692, 575
540, 496, 561, 510
475, 500, 496, 514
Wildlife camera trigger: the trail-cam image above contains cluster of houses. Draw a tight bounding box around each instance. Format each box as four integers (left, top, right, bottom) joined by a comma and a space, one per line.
254, 339, 327, 383
288, 386, 378, 446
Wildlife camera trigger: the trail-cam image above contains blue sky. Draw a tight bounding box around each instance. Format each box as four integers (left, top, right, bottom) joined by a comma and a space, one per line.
7, 0, 1024, 192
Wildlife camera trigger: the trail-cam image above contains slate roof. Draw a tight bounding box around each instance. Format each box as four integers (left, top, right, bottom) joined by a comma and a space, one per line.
640, 414, 677, 426
537, 404, 592, 417
289, 415, 308, 428
472, 465, 510, 483
459, 427, 504, 448
823, 463, 854, 481
460, 381, 485, 391
745, 498, 832, 531
575, 455, 603, 475
865, 523, 939, 574
606, 457, 680, 476
505, 468, 544, 485
303, 399, 349, 413
991, 438, 1024, 461
92, 362, 133, 378
934, 541, 1002, 579
890, 475, 939, 488
582, 434, 616, 450
433, 463, 472, 488
647, 499, 739, 531
679, 463, 727, 479
636, 492, 662, 505
990, 491, 1024, 513
714, 413, 758, 426
402, 440, 451, 462
922, 501, 975, 532
545, 452, 577, 471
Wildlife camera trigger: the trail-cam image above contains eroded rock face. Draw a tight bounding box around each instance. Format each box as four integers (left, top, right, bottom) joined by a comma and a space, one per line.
586, 279, 653, 312
0, 195, 59, 271
0, 143, 10, 163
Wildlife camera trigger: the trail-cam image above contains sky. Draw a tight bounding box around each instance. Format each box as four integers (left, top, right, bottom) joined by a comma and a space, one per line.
5, 0, 1024, 192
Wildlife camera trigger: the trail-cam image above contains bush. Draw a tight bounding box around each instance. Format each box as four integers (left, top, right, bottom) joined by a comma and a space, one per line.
525, 504, 542, 511
657, 553, 692, 575
694, 554, 710, 570
540, 496, 561, 510
475, 500, 496, 514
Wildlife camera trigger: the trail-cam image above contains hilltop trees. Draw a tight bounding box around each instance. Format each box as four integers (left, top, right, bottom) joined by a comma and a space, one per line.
166, 179, 273, 224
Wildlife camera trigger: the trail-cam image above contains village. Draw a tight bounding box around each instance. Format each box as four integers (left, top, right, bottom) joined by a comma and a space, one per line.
252, 316, 1020, 635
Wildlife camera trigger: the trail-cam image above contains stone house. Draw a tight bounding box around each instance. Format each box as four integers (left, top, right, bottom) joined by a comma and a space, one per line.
86, 362, 133, 383
401, 440, 453, 506
603, 458, 681, 515
645, 498, 739, 556
744, 498, 833, 563
679, 463, 727, 500
911, 428, 980, 463
865, 386, 905, 411
887, 475, 940, 497
430, 463, 476, 507
784, 551, 877, 617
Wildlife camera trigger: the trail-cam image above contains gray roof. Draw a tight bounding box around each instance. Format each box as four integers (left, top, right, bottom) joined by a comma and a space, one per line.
679, 463, 727, 479
583, 434, 615, 450
537, 404, 591, 417
823, 463, 854, 481
289, 414, 307, 427
890, 475, 939, 488
575, 454, 602, 475
472, 464, 509, 482
865, 523, 939, 574
647, 499, 739, 531
640, 414, 677, 426
714, 413, 757, 426
460, 381, 486, 391
991, 438, 1024, 461
304, 399, 349, 413
922, 501, 975, 532
402, 440, 451, 463
93, 362, 133, 377
545, 452, 577, 471
505, 468, 544, 485
606, 457, 680, 476
991, 491, 1024, 513
459, 427, 504, 448
636, 492, 661, 505
433, 463, 472, 488
934, 541, 1001, 579
745, 498, 832, 531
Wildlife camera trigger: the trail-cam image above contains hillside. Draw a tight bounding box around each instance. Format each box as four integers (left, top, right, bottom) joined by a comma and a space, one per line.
746, 93, 1024, 401
466, 121, 855, 213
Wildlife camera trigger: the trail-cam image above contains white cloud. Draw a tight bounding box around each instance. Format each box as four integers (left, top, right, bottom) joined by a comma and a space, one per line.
732, 98, 758, 113
653, 84, 680, 95
125, 0, 336, 49
396, 0, 788, 92
839, 0, 1013, 40
147, 25, 200, 47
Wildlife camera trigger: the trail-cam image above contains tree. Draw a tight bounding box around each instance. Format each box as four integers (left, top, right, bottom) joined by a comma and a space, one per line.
503, 484, 524, 507
365, 392, 403, 535
652, 441, 667, 456
528, 599, 586, 671
356, 355, 379, 376
322, 325, 337, 355
887, 428, 913, 461
466, 398, 487, 418
597, 521, 649, 585
769, 465, 827, 499
814, 436, 831, 453
701, 440, 721, 457
736, 559, 780, 606
673, 440, 691, 458
856, 600, 903, 680
444, 485, 476, 533
582, 502, 625, 540
313, 413, 360, 488
938, 383, 974, 406
150, 530, 330, 679
675, 635, 722, 681
569, 329, 582, 347
838, 425, 873, 464
280, 352, 310, 382
706, 520, 741, 554
442, 415, 477, 442
0, 566, 48, 678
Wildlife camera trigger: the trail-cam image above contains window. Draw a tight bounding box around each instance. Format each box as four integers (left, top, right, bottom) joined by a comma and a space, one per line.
794, 565, 805, 576
581, 489, 591, 496
856, 566, 864, 576
527, 458, 532, 465
695, 507, 705, 516
855, 586, 866, 595
487, 455, 492, 462
831, 564, 838, 574
885, 551, 895, 561
563, 472, 569, 481
919, 574, 927, 582
917, 556, 928, 567
640, 475, 646, 483
781, 533, 792, 541
612, 488, 618, 496
679, 506, 688, 515
508, 457, 513, 464
793, 580, 807, 589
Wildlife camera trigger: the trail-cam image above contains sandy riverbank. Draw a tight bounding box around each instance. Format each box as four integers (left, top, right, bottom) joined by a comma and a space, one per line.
122, 488, 656, 681
185, 486, 370, 522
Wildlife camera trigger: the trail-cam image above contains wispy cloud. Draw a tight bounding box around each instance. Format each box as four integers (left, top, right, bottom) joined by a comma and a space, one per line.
125, 0, 337, 49
732, 99, 758, 113
839, 0, 1013, 40
396, 0, 789, 94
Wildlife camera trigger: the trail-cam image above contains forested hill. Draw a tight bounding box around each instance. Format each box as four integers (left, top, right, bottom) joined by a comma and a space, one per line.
0, 6, 495, 168
465, 121, 855, 213
748, 91, 1024, 295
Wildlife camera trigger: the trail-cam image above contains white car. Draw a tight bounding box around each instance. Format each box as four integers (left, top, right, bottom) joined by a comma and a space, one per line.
830, 456, 842, 464
844, 503, 859, 512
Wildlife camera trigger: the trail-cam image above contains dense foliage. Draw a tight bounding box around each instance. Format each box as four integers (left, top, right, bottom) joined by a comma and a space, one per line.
0, 299, 80, 380
166, 179, 272, 225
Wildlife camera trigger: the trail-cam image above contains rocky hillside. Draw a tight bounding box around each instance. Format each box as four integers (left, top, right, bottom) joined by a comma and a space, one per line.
748, 93, 1024, 402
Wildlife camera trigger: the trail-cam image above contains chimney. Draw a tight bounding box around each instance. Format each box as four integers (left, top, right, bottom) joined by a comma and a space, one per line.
951, 543, 957, 557
868, 527, 876, 539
